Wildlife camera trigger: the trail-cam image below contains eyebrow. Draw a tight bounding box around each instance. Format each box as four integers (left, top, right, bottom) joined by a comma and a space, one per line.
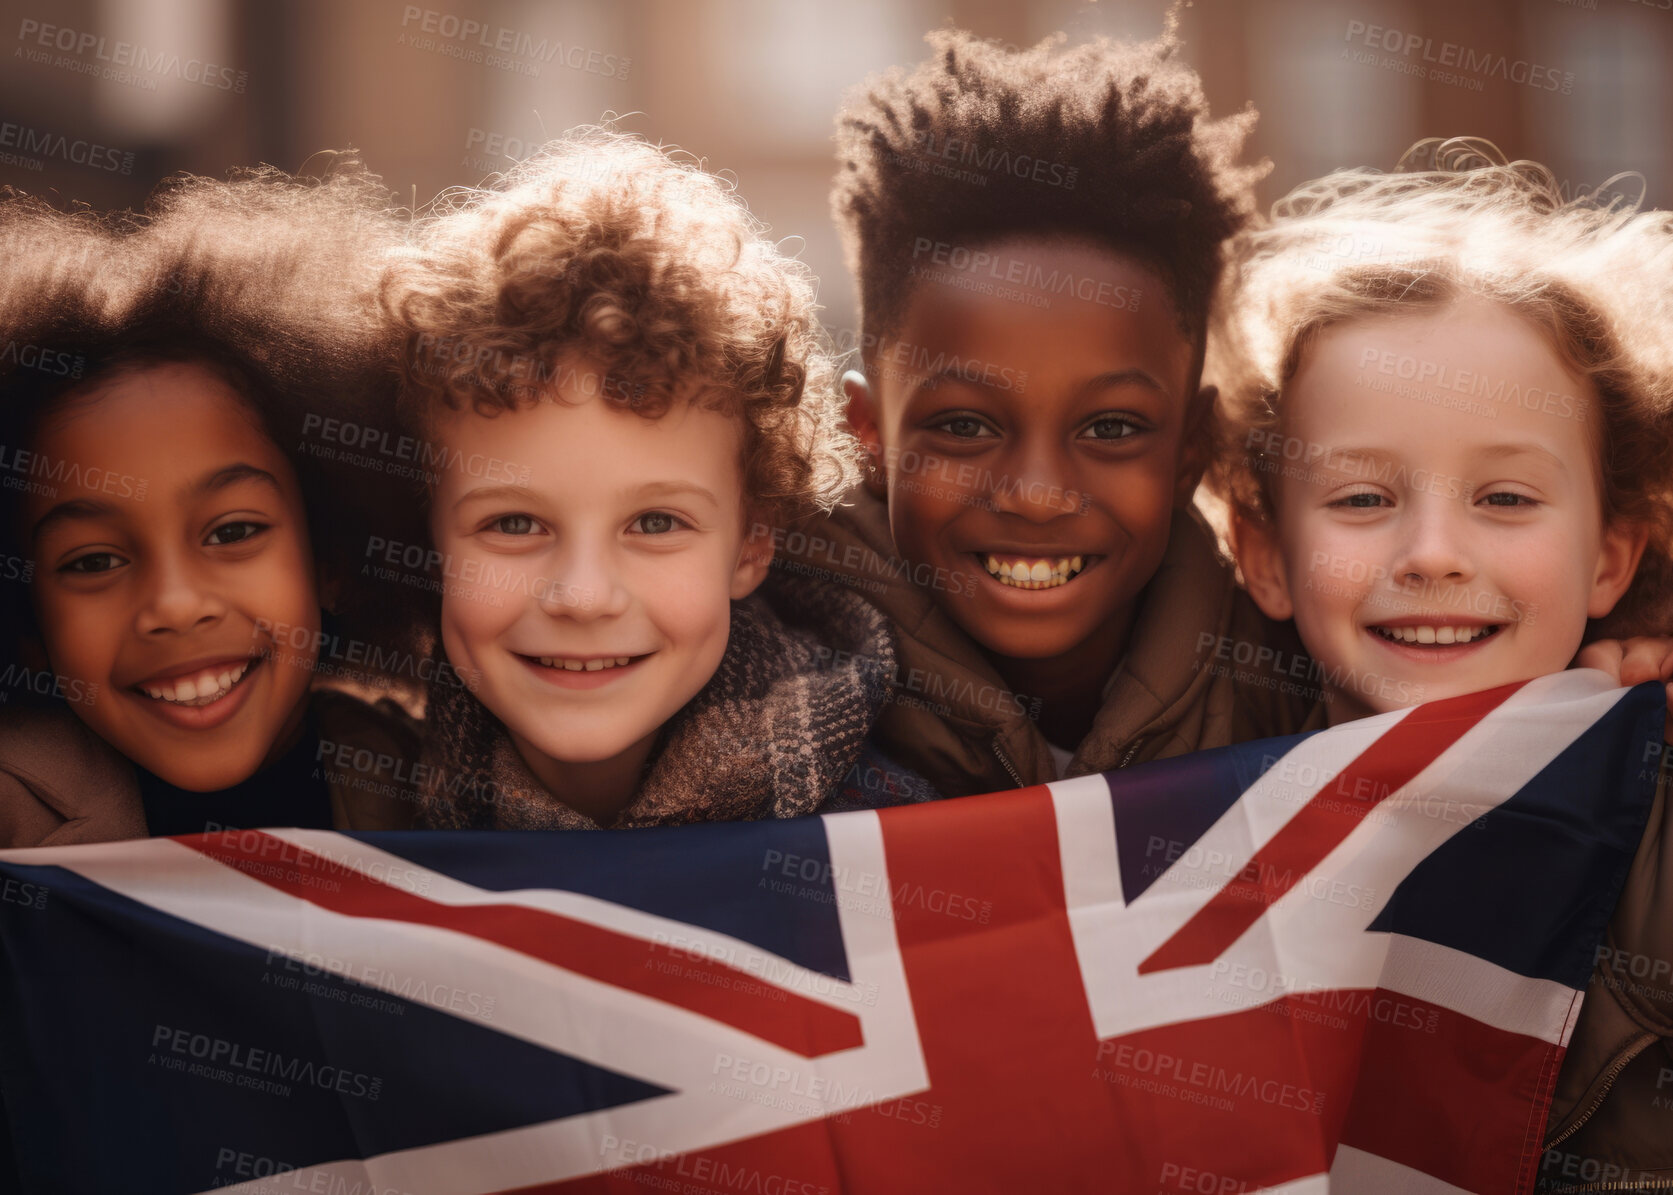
30, 461, 282, 542
451, 484, 540, 514
1473, 442, 1568, 472
192, 462, 285, 497
1080, 369, 1171, 399
629, 480, 721, 507
29, 497, 116, 543
909, 366, 1170, 405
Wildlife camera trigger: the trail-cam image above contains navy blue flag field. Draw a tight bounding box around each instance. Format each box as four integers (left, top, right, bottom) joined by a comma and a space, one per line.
0, 670, 1662, 1194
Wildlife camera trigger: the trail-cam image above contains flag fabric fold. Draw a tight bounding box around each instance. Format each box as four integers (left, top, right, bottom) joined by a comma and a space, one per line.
0, 671, 1662, 1194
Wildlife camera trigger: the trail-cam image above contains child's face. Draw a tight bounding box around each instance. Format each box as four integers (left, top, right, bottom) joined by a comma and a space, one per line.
1237, 300, 1645, 723
427, 367, 769, 781
23, 362, 321, 790
846, 235, 1205, 664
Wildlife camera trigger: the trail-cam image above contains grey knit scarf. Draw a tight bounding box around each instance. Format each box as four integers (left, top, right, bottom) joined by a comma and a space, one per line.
414, 575, 896, 829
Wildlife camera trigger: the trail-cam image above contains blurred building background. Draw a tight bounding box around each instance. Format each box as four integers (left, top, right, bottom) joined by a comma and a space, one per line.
1, 0, 1666, 334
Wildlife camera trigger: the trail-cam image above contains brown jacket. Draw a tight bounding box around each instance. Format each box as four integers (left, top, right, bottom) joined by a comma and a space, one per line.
0, 688, 418, 848
1540, 759, 1673, 1192
775, 489, 1318, 797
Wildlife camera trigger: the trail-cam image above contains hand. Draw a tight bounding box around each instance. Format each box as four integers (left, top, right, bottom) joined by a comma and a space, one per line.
1577, 636, 1673, 717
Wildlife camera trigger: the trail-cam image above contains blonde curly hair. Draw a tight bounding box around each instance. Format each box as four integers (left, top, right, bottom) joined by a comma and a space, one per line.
1208, 137, 1673, 639
382, 128, 858, 522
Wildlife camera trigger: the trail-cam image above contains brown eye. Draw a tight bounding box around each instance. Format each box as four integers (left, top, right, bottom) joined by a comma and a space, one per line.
1083, 417, 1140, 440
206, 520, 266, 546
62, 552, 124, 574
929, 414, 995, 439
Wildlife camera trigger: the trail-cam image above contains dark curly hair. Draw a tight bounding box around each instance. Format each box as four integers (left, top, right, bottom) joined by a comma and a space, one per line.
831, 23, 1269, 357
381, 127, 858, 522
0, 159, 409, 681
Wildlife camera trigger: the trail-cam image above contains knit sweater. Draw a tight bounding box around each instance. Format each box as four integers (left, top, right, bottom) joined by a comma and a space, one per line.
415, 574, 922, 829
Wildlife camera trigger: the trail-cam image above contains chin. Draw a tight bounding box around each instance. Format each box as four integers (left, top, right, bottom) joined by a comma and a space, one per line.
964, 619, 1084, 661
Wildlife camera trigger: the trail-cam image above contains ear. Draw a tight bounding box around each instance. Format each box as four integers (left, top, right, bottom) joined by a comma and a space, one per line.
1587, 518, 1651, 619
317, 563, 343, 615
1173, 384, 1217, 508
843, 369, 888, 500
1230, 510, 1295, 622
731, 510, 775, 600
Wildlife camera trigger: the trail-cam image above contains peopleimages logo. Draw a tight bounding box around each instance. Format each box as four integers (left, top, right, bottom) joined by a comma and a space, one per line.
1342, 20, 1575, 94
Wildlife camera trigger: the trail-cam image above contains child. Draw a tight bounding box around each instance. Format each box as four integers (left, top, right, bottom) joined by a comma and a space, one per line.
1206, 139, 1673, 1183
378, 130, 925, 829
0, 163, 418, 846
794, 26, 1314, 798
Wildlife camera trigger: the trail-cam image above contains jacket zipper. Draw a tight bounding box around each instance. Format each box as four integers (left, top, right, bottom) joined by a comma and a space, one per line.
1544, 1179, 1673, 1193
991, 740, 1026, 789
1543, 1030, 1658, 1150
992, 738, 1142, 788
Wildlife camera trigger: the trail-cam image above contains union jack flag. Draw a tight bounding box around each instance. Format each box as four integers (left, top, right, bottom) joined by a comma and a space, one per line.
0, 670, 1661, 1194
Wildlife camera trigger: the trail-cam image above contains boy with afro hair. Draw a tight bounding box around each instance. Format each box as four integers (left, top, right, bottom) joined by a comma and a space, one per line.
783, 25, 1314, 796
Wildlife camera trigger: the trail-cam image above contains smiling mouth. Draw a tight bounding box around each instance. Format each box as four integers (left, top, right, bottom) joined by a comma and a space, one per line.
134, 656, 262, 706
520, 654, 646, 673
979, 554, 1093, 590
1369, 624, 1502, 646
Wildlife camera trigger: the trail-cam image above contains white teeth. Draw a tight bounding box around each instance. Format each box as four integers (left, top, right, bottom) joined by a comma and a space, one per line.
536, 655, 636, 672
982, 554, 1089, 590
1374, 625, 1496, 646
139, 660, 252, 706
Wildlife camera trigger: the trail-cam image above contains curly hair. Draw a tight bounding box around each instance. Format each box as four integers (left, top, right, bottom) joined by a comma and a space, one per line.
381, 128, 857, 522
831, 23, 1268, 355
1207, 137, 1673, 639
0, 158, 408, 666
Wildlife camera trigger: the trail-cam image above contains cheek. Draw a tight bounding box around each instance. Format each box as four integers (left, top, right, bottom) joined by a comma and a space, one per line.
441, 586, 513, 655
266, 535, 322, 625
641, 551, 737, 653
1283, 518, 1368, 626
32, 590, 113, 679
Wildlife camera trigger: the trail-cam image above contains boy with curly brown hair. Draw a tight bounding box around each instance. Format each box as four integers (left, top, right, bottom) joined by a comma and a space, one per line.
381, 129, 927, 829
790, 26, 1315, 797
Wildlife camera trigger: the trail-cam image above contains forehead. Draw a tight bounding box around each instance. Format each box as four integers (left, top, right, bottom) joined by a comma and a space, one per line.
431, 390, 746, 491
1289, 302, 1596, 458
26, 361, 290, 516
886, 234, 1195, 399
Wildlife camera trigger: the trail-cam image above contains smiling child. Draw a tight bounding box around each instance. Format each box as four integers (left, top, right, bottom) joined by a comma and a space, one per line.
796, 28, 1313, 796
380, 130, 921, 829
0, 164, 417, 844
1208, 138, 1673, 1180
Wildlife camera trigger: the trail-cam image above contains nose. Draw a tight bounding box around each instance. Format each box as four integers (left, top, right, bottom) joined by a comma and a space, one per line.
1390, 495, 1476, 588
133, 552, 228, 635
535, 539, 630, 621
984, 433, 1075, 523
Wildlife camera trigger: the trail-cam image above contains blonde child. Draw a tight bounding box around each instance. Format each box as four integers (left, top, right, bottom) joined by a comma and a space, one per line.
1209, 139, 1673, 1183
